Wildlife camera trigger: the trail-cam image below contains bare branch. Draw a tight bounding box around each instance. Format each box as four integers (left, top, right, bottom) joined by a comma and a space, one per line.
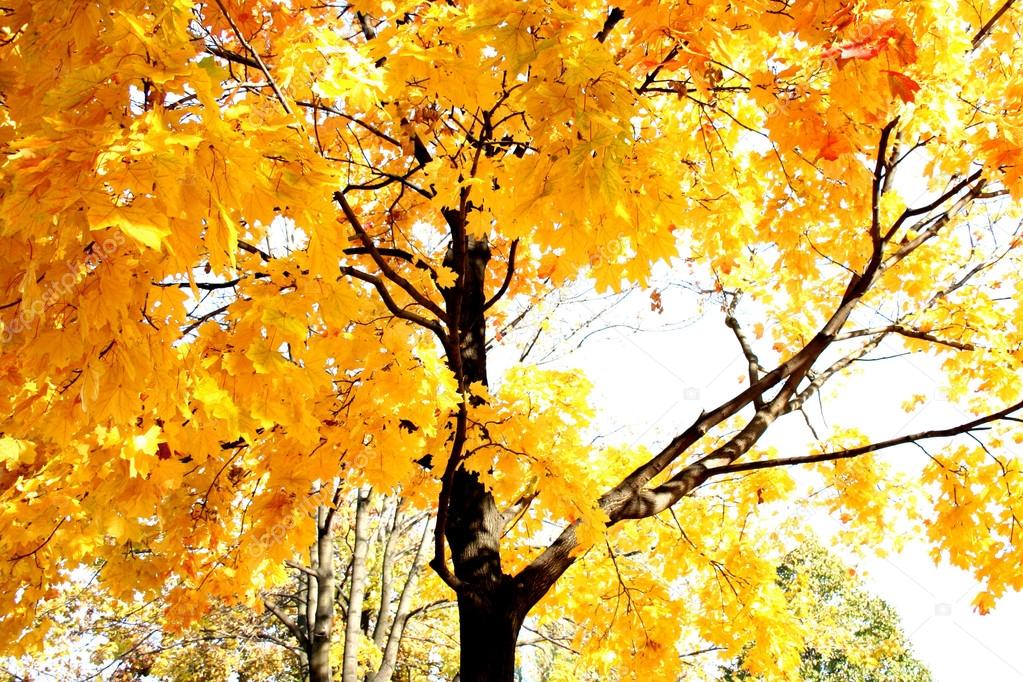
265, 599, 308, 648
883, 170, 983, 244
723, 295, 764, 409
705, 397, 1023, 476
295, 100, 402, 148
783, 335, 886, 416
284, 560, 320, 579
836, 325, 975, 352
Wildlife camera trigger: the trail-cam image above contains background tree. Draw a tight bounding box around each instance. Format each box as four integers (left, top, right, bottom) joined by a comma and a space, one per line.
262, 487, 456, 682
2, 491, 456, 682
2, 1, 1023, 680
512, 540, 933, 681
720, 541, 932, 682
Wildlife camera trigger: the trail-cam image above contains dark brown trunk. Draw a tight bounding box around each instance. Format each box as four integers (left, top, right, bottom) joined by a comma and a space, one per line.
441, 233, 525, 680
456, 587, 523, 681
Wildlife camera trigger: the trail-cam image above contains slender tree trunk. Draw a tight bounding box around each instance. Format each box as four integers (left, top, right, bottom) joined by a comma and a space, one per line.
369, 519, 432, 682
371, 496, 401, 648
310, 501, 339, 682
341, 488, 372, 682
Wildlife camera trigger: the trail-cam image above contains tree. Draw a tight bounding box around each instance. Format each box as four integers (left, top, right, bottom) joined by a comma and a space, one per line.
1, 581, 299, 682
3, 490, 456, 682
515, 541, 934, 681
2, 0, 1023, 680
720, 542, 932, 682
261, 487, 456, 682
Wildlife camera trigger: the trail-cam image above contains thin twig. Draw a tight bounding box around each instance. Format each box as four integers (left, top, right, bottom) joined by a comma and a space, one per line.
212, 0, 294, 116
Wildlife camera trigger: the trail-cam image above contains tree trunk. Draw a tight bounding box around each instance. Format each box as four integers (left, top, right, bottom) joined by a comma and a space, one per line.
368, 519, 432, 682
341, 488, 371, 682
440, 232, 528, 681
456, 589, 524, 681
309, 629, 332, 682
310, 500, 340, 682
371, 496, 401, 648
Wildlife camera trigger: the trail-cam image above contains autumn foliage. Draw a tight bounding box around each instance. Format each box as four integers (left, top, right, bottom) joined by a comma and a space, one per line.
1, 0, 1023, 679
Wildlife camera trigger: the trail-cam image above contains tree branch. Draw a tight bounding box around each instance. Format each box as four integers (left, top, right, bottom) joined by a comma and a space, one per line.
782, 334, 885, 416
335, 191, 448, 322
835, 325, 975, 352
482, 239, 518, 312
517, 127, 904, 598
595, 7, 625, 43
706, 397, 1023, 476
153, 278, 244, 291
723, 294, 764, 409
295, 100, 402, 148
972, 0, 1016, 49
500, 481, 539, 537
9, 518, 66, 562
285, 560, 320, 579
340, 266, 446, 340
205, 44, 262, 70
870, 119, 900, 249
265, 599, 309, 648
211, 0, 294, 116
430, 401, 468, 592
883, 170, 983, 244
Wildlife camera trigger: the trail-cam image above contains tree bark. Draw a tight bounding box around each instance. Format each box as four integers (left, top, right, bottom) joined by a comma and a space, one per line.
369, 519, 432, 682
455, 587, 524, 681
341, 488, 371, 682
439, 233, 528, 680
371, 496, 401, 648
310, 500, 339, 682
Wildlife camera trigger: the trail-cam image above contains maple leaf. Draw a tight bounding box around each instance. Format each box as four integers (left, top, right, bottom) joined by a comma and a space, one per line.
822, 36, 886, 64
884, 70, 922, 103
821, 11, 918, 68
817, 131, 853, 161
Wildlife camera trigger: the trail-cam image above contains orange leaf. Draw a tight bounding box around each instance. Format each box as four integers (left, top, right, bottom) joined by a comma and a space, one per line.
818, 132, 852, 161
884, 70, 921, 103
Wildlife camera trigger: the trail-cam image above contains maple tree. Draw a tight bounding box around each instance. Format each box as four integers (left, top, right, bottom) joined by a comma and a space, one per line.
2, 0, 1023, 679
